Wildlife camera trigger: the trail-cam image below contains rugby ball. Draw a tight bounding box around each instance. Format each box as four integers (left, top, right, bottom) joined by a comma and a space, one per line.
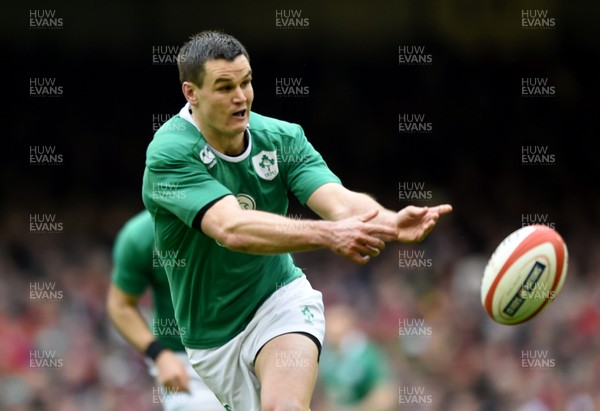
481, 225, 568, 325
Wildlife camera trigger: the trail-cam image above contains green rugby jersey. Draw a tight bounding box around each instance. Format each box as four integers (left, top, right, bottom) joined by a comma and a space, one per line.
111, 209, 186, 352
142, 104, 341, 349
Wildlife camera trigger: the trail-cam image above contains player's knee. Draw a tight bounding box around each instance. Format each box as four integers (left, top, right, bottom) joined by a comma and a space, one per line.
261, 397, 307, 411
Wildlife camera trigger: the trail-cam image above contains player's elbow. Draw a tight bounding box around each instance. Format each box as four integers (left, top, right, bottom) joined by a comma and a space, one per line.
106, 285, 134, 320
214, 226, 252, 253
201, 196, 252, 251
106, 289, 120, 321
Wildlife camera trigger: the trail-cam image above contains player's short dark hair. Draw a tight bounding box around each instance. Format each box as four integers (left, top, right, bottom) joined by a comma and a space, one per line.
177, 30, 250, 87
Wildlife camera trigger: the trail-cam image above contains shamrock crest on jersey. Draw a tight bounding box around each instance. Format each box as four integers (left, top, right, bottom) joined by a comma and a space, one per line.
301, 305, 315, 325
252, 150, 279, 181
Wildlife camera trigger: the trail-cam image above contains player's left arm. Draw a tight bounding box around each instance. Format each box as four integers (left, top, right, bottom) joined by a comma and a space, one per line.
306, 182, 452, 243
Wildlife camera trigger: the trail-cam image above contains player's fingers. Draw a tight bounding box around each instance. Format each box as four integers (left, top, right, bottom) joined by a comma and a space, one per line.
350, 252, 372, 265
355, 243, 381, 257
177, 373, 190, 393
162, 374, 190, 393
433, 204, 452, 215
362, 235, 386, 251
365, 223, 397, 239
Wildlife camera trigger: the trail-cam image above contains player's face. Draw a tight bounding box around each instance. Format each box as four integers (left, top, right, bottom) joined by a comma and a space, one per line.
192, 55, 253, 141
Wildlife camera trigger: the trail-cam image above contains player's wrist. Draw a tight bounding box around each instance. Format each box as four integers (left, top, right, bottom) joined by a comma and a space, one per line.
145, 340, 167, 361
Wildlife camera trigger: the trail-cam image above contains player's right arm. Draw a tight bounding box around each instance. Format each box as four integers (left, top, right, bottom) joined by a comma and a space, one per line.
200, 195, 396, 265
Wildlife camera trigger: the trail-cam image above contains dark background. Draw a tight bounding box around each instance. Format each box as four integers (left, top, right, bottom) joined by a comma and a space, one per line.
5, 1, 600, 239
2, 1, 600, 410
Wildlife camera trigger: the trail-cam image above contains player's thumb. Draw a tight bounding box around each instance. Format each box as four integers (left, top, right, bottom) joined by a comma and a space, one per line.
407, 205, 428, 217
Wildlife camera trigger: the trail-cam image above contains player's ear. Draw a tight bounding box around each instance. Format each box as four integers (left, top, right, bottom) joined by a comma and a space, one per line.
182, 81, 198, 104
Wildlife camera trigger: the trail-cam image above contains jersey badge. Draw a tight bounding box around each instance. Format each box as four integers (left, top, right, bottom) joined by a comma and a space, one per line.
251, 150, 279, 181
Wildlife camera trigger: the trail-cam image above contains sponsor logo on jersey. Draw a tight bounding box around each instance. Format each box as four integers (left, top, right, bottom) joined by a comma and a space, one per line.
199, 145, 217, 168
236, 194, 256, 210
252, 150, 279, 181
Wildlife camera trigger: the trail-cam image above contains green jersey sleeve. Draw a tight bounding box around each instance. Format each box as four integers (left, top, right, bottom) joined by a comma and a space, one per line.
111, 211, 154, 296
143, 117, 232, 229
281, 124, 342, 205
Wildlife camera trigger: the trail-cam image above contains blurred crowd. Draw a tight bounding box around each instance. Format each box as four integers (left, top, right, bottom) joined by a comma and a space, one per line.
1, 169, 599, 411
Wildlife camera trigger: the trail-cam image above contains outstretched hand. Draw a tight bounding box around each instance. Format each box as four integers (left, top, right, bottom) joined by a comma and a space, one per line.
395, 204, 452, 243
328, 210, 397, 265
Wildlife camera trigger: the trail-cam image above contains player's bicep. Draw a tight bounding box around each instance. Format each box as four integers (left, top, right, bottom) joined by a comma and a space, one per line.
107, 283, 142, 311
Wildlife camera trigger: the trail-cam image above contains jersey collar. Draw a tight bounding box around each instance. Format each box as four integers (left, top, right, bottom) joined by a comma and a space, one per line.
179, 102, 252, 163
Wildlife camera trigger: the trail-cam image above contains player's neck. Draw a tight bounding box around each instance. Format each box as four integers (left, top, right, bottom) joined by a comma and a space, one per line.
203, 131, 247, 156
190, 110, 247, 156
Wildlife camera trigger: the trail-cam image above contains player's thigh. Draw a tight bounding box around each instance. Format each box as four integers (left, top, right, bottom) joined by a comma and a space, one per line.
255, 332, 319, 410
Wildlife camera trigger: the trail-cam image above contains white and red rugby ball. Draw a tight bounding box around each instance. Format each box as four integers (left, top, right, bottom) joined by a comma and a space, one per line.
481, 225, 568, 325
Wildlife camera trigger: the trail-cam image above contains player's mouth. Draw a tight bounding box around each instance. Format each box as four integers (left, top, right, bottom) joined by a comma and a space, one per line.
232, 109, 247, 119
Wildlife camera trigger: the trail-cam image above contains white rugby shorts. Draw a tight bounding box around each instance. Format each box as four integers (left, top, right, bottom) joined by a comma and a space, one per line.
186, 275, 325, 411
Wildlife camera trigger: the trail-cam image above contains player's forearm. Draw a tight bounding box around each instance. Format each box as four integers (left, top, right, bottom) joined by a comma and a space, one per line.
334, 191, 398, 232
107, 291, 156, 353
218, 209, 334, 254
308, 184, 398, 233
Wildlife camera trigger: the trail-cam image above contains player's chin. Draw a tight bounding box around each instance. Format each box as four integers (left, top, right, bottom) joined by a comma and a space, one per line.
229, 115, 249, 130
228, 123, 248, 136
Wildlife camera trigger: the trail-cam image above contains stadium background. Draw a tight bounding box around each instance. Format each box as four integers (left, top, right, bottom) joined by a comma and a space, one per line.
2, 1, 600, 410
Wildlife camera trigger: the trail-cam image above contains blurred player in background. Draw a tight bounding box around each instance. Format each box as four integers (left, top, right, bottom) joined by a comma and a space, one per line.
107, 210, 224, 411
317, 302, 396, 411
142, 30, 452, 410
